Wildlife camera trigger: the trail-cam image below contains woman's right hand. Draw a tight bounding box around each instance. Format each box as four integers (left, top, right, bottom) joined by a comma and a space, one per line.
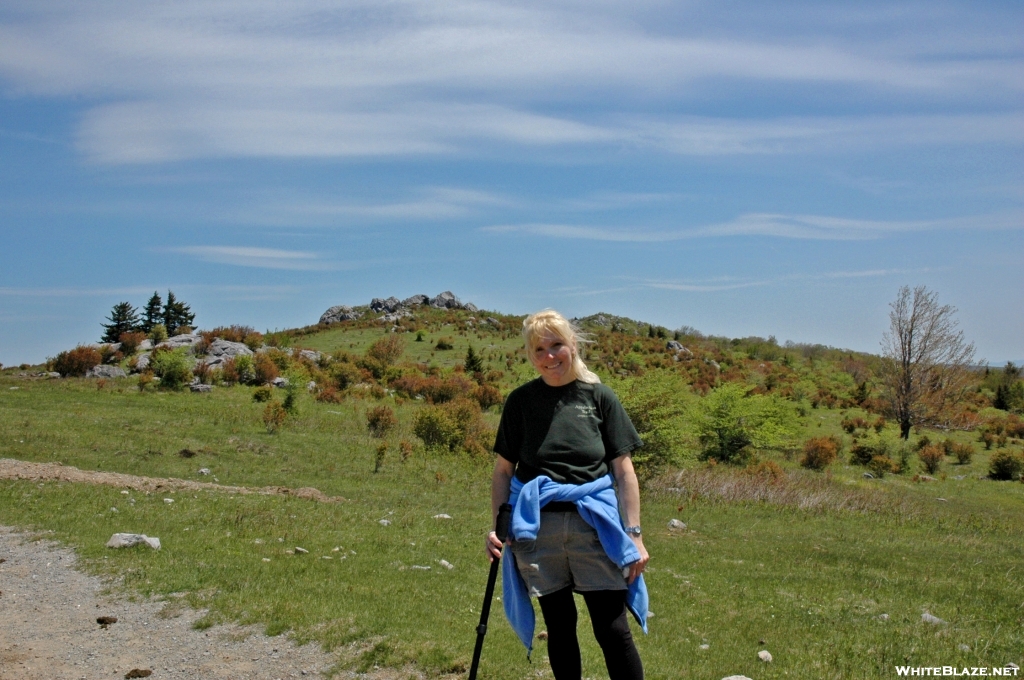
485, 530, 505, 562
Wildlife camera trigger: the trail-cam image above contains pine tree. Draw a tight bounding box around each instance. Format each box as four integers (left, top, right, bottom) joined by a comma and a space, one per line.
142, 292, 163, 332
464, 345, 484, 374
101, 302, 141, 343
162, 290, 196, 335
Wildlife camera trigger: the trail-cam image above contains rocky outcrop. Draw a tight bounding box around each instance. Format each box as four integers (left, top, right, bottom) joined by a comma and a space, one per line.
402, 294, 429, 307
86, 365, 128, 379
319, 305, 362, 325
203, 339, 253, 367
158, 334, 201, 350
370, 297, 402, 313
429, 291, 462, 309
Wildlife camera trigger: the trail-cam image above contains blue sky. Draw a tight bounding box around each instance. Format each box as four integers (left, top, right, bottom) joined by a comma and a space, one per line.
1, 0, 1021, 366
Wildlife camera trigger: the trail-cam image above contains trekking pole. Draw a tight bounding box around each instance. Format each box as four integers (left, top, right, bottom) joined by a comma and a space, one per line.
468, 502, 512, 680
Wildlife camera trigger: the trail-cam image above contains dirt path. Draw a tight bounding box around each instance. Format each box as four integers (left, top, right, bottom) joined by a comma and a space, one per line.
0, 458, 344, 503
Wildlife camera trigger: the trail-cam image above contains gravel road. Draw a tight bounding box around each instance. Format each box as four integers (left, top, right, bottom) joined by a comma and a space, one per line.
0, 526, 350, 680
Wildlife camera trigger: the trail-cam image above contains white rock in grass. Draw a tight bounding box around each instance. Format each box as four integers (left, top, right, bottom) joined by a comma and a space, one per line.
699, 644, 710, 650
106, 533, 161, 550
722, 676, 753, 680
958, 644, 971, 652
379, 519, 391, 526
433, 514, 452, 520
876, 613, 890, 621
862, 472, 875, 479
439, 560, 454, 570
163, 498, 174, 504
668, 519, 686, 530
921, 612, 946, 625
294, 547, 308, 554
758, 650, 773, 662
198, 468, 210, 475
1007, 664, 1020, 671
411, 565, 431, 570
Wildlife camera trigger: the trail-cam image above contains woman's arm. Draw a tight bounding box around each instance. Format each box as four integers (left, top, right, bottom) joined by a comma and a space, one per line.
611, 454, 649, 584
486, 456, 516, 562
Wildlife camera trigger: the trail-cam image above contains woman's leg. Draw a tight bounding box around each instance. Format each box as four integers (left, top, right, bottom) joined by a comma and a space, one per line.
581, 590, 644, 680
537, 585, 581, 680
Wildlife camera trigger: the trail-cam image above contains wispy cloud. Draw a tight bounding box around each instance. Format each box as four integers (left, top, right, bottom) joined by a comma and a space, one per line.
484, 211, 1024, 242
167, 246, 336, 270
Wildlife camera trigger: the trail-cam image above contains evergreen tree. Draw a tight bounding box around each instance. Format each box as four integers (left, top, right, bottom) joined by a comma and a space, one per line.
162, 290, 196, 335
101, 302, 141, 343
464, 345, 484, 374
142, 292, 163, 332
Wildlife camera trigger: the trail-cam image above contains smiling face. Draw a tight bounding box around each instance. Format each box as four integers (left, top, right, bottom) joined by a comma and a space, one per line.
529, 331, 576, 387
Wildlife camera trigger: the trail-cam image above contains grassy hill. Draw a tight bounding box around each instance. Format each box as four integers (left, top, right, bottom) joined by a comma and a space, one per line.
1, 300, 1023, 678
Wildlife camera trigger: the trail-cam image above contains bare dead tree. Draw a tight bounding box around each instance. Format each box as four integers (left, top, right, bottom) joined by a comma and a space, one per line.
879, 286, 978, 439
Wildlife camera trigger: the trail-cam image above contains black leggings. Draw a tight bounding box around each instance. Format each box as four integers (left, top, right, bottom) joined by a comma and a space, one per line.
537, 586, 644, 680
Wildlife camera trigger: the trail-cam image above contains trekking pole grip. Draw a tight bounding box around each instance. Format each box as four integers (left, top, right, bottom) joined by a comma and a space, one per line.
495, 502, 512, 543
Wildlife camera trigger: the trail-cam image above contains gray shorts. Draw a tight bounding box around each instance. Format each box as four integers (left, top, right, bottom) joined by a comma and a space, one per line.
510, 510, 628, 597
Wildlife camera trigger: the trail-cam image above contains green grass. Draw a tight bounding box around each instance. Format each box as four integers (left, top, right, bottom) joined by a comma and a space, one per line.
2, 373, 1024, 678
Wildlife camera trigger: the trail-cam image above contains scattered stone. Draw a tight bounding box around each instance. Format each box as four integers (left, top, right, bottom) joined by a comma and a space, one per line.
721, 676, 753, 680
699, 644, 710, 650
319, 305, 362, 325
876, 613, 890, 621
952, 475, 966, 480
439, 560, 454, 570
86, 365, 128, 379
433, 513, 452, 520
402, 294, 430, 307
163, 498, 174, 504
863, 472, 875, 479
97, 616, 118, 627
138, 339, 154, 351
158, 334, 201, 350
379, 519, 391, 526
411, 565, 431, 570
370, 296, 403, 313
189, 383, 212, 393
936, 498, 948, 502
197, 468, 210, 475
294, 547, 309, 554
1008, 663, 1020, 671
668, 519, 687, 530
271, 377, 289, 388
958, 644, 971, 652
134, 353, 151, 371
704, 358, 720, 371
758, 650, 773, 662
125, 669, 152, 679
306, 380, 317, 392
42, 371, 61, 378
921, 612, 946, 625
106, 534, 160, 550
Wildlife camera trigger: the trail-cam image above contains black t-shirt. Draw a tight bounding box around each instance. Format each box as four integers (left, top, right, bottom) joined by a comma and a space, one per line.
494, 378, 643, 484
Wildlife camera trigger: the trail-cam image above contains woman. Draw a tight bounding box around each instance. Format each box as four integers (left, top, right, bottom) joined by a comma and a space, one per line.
487, 309, 648, 680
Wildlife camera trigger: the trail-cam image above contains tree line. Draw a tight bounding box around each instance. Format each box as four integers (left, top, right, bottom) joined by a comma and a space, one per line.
101, 291, 195, 342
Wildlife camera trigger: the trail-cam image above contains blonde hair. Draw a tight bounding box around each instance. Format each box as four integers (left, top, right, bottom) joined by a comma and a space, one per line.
522, 309, 601, 384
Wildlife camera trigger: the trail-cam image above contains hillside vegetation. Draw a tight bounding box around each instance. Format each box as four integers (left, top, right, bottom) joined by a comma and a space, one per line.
1, 298, 1022, 679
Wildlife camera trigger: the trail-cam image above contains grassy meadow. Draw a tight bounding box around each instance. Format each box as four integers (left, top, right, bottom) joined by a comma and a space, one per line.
2, 310, 1023, 679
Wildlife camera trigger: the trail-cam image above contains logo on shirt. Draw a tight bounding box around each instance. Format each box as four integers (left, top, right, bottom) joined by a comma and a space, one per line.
574, 405, 598, 419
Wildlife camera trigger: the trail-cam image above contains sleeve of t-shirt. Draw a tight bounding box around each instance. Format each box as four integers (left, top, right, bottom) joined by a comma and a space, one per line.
493, 388, 522, 464
596, 384, 643, 459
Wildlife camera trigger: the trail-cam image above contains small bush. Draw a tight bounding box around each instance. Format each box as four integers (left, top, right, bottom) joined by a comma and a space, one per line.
872, 417, 886, 433
118, 331, 147, 355
435, 337, 454, 351
950, 442, 974, 465
413, 398, 492, 455
52, 346, 102, 377
399, 440, 414, 461
252, 386, 273, 403
841, 416, 868, 434
868, 455, 897, 478
918, 445, 943, 475
988, 450, 1023, 481
193, 361, 212, 385
472, 383, 504, 410
800, 436, 840, 470
254, 354, 280, 385
742, 459, 785, 482
150, 348, 193, 390
367, 405, 397, 437
916, 435, 932, 450
149, 324, 168, 343
315, 385, 344, 403
374, 441, 388, 473
263, 401, 288, 433
137, 371, 154, 391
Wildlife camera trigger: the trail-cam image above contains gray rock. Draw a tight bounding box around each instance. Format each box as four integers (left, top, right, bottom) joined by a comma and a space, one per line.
402, 294, 429, 307
42, 371, 61, 379
159, 334, 201, 350
433, 514, 452, 520
668, 519, 687, 530
271, 377, 289, 387
306, 380, 317, 392
1008, 664, 1020, 671
297, 349, 321, 363
429, 291, 462, 309
667, 340, 683, 351
464, 303, 478, 312
379, 519, 391, 526
699, 644, 710, 650
319, 305, 362, 324
138, 339, 154, 351
134, 353, 151, 371
198, 468, 211, 475
370, 296, 402, 313
106, 533, 161, 550
484, 317, 499, 325
439, 559, 454, 570
721, 676, 752, 680
862, 472, 875, 479
957, 644, 971, 652
86, 365, 127, 379
380, 310, 412, 323
294, 547, 309, 554
921, 612, 946, 625
704, 358, 720, 370
758, 650, 773, 662
876, 613, 890, 621
207, 339, 252, 360
190, 384, 213, 393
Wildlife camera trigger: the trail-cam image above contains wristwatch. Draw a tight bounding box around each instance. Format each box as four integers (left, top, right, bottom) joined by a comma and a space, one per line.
624, 525, 642, 536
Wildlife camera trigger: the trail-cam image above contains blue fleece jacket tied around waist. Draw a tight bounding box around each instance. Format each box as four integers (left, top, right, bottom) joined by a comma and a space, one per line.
501, 474, 649, 654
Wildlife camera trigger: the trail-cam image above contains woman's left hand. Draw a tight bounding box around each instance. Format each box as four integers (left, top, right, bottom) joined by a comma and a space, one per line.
626, 535, 649, 584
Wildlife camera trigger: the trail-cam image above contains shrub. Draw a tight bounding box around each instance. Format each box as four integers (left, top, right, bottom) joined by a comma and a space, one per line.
800, 436, 840, 470
414, 406, 461, 450
149, 348, 193, 390
872, 417, 886, 433
315, 386, 343, 403
252, 386, 273, 403
689, 383, 797, 465
373, 441, 388, 473
391, 374, 474, 404
233, 355, 257, 385
367, 405, 397, 437
193, 360, 212, 385
950, 442, 974, 465
435, 337, 454, 351
988, 450, 1023, 481
472, 383, 504, 410
916, 435, 932, 450
148, 324, 168, 343
52, 346, 102, 377
254, 353, 280, 385
263, 401, 287, 433
868, 455, 897, 478
464, 345, 484, 374
743, 459, 785, 482
399, 440, 414, 461
137, 371, 154, 391
364, 335, 405, 377
118, 331, 147, 355
413, 398, 492, 455
619, 372, 690, 477
243, 332, 264, 352
918, 445, 944, 475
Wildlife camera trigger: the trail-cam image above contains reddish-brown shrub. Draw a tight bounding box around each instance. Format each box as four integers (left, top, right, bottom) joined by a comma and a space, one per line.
52, 346, 102, 377
118, 331, 147, 355
366, 405, 397, 437
950, 441, 974, 465
742, 459, 785, 482
315, 386, 344, 403
366, 335, 405, 367
243, 332, 264, 351
193, 361, 212, 385
918, 445, 943, 474
473, 384, 504, 410
872, 417, 886, 433
800, 436, 840, 470
221, 357, 240, 385
399, 440, 414, 461
391, 374, 474, 404
841, 416, 869, 434
208, 325, 255, 343
254, 353, 280, 385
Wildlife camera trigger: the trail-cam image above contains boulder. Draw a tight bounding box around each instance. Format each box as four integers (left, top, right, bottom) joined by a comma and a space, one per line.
402, 294, 429, 307
667, 340, 684, 351
190, 384, 213, 393
206, 338, 252, 359
370, 296, 402, 313
380, 310, 412, 323
297, 349, 321, 363
159, 334, 200, 350
319, 305, 362, 325
86, 365, 127, 379
138, 339, 154, 351
134, 353, 151, 371
271, 377, 289, 387
464, 303, 478, 312
668, 519, 687, 530
429, 291, 462, 309
106, 533, 161, 550
758, 650, 773, 662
